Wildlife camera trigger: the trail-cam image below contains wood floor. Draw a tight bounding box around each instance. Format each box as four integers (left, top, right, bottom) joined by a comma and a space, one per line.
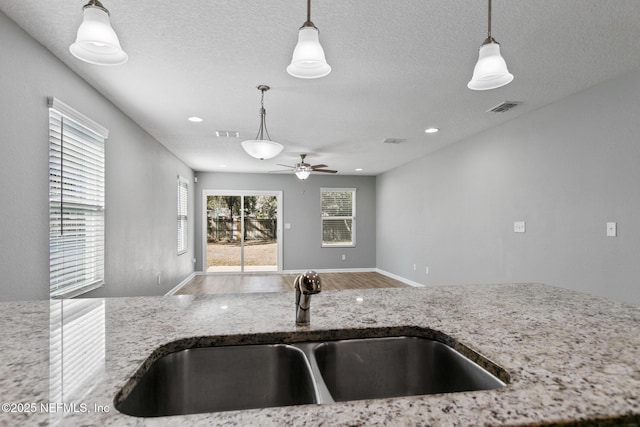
176, 272, 410, 295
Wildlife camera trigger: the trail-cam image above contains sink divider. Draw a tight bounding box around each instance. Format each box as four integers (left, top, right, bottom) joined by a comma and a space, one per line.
291, 342, 335, 404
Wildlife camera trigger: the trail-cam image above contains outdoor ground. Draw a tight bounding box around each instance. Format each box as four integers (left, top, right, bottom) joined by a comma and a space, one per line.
207, 240, 277, 269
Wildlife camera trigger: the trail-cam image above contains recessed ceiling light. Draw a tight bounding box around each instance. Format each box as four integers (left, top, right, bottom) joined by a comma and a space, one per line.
355, 168, 363, 172
188, 116, 203, 122
425, 127, 439, 134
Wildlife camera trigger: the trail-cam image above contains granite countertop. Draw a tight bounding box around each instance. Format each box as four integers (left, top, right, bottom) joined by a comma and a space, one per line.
0, 283, 639, 426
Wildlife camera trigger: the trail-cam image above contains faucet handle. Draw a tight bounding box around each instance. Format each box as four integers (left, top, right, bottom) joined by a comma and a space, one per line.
296, 271, 321, 294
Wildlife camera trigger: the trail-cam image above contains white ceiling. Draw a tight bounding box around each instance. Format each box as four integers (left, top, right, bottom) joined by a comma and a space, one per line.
2, 1, 640, 175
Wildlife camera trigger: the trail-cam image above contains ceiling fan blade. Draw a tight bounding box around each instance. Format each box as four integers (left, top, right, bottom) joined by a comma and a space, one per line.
312, 168, 337, 173
276, 164, 295, 169
309, 164, 328, 169
268, 169, 296, 173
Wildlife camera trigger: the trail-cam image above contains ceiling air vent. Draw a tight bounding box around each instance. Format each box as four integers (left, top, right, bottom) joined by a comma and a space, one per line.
382, 138, 407, 144
215, 131, 240, 138
487, 101, 522, 113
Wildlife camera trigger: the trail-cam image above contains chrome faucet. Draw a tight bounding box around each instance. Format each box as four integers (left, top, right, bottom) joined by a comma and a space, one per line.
294, 271, 321, 325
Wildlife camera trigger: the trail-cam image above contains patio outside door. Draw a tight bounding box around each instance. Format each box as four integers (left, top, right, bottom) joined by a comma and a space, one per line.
204, 191, 282, 273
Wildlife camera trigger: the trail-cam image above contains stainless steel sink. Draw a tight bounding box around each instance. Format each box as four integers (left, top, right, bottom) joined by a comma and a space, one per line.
309, 336, 505, 402
115, 334, 507, 417
115, 344, 318, 417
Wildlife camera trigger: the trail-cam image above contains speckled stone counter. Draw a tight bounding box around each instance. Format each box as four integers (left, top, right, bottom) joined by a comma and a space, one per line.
0, 283, 639, 426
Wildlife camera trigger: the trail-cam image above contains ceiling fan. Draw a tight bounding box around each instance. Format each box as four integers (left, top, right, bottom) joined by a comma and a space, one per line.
275, 154, 337, 180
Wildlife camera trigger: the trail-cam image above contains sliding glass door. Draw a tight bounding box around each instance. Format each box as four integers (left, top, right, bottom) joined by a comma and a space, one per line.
207, 195, 242, 272
204, 191, 282, 273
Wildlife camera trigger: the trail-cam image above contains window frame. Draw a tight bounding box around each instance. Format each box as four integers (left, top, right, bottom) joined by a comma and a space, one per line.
48, 97, 108, 299
177, 175, 189, 255
320, 187, 356, 248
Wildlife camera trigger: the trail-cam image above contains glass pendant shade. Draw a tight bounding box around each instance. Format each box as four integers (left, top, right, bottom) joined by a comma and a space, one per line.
467, 41, 513, 90
287, 26, 331, 79
295, 169, 311, 180
241, 139, 284, 160
70, 4, 128, 66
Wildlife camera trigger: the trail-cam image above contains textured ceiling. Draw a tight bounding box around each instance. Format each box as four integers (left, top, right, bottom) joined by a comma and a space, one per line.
1, 1, 639, 175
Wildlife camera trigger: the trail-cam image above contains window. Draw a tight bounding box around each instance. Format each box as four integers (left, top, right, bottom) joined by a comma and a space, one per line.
321, 188, 356, 247
48, 97, 107, 298
177, 176, 188, 255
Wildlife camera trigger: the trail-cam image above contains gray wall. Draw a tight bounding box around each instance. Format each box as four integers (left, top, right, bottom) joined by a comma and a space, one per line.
377, 69, 640, 305
194, 173, 376, 272
0, 11, 195, 301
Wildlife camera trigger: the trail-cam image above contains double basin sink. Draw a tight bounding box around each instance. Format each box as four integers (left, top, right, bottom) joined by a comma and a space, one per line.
115, 331, 508, 417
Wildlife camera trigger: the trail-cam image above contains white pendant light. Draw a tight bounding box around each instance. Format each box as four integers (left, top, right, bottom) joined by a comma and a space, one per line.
468, 0, 513, 90
287, 0, 331, 79
241, 85, 284, 160
70, 0, 128, 66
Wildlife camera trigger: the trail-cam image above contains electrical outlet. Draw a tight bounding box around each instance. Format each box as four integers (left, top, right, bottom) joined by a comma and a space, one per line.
514, 221, 526, 233
606, 222, 617, 237
425, 266, 429, 275
413, 264, 416, 271
341, 254, 346, 261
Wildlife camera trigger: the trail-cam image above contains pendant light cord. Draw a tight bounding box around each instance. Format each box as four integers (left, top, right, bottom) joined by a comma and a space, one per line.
256, 87, 272, 141
482, 0, 495, 45
487, 0, 492, 39
302, 0, 316, 28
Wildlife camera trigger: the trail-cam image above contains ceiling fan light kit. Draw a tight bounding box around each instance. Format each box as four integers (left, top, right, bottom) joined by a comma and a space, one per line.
295, 168, 312, 180
468, 0, 513, 90
277, 154, 337, 180
69, 0, 128, 66
241, 85, 284, 160
287, 0, 331, 79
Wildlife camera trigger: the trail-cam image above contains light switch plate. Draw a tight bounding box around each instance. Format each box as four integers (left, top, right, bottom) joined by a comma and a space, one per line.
514, 221, 526, 233
606, 222, 617, 237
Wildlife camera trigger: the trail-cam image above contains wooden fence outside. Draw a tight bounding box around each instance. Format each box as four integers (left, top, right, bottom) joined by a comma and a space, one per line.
208, 218, 277, 242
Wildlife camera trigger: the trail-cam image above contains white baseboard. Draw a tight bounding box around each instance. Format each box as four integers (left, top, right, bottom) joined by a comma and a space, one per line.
282, 267, 376, 275
375, 268, 425, 288
165, 272, 196, 296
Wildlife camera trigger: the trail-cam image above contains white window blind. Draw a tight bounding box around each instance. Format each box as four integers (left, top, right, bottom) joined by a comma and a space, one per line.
177, 176, 188, 255
48, 97, 107, 299
320, 188, 356, 247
